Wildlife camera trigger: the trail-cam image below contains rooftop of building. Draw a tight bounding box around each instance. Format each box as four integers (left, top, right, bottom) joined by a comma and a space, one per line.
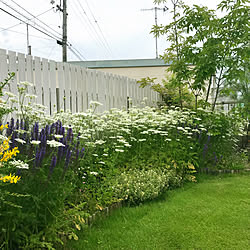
69, 58, 170, 68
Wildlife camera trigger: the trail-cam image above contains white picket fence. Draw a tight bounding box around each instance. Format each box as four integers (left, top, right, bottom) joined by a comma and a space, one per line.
0, 49, 159, 115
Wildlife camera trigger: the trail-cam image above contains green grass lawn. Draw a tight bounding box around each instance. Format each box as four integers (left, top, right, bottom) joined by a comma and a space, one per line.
68, 174, 250, 249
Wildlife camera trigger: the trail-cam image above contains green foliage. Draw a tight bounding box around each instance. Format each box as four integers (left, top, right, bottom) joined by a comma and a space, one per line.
152, 0, 249, 111
0, 71, 247, 249
70, 174, 250, 250
113, 168, 175, 205
137, 75, 195, 108
0, 73, 15, 120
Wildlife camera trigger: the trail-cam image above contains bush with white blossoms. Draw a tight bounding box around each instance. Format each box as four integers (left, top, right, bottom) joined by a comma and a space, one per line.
113, 168, 180, 205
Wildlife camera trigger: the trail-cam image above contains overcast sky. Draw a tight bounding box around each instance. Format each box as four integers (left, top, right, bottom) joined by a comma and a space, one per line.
0, 0, 220, 62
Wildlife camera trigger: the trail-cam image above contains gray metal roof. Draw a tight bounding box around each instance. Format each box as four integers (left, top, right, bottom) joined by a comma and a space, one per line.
69, 58, 170, 68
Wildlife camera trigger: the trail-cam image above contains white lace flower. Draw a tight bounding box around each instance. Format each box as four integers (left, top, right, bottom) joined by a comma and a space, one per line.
15, 138, 26, 144
54, 134, 64, 139
9, 160, 29, 169
47, 140, 65, 148
30, 140, 41, 145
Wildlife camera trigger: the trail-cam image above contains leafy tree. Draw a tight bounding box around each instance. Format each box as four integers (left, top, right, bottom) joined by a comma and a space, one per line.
151, 0, 249, 111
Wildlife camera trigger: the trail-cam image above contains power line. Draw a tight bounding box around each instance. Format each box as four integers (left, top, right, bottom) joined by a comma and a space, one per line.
83, 0, 114, 57
0, 7, 54, 33
0, 0, 62, 41
0, 26, 55, 41
68, 46, 86, 61
69, 1, 110, 59
73, 0, 112, 58
0, 1, 88, 61
9, 0, 62, 38
0, 7, 61, 41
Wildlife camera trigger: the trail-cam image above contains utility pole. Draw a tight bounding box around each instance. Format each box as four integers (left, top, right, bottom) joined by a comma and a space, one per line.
55, 0, 68, 62
26, 24, 31, 55
141, 6, 168, 58
62, 0, 67, 62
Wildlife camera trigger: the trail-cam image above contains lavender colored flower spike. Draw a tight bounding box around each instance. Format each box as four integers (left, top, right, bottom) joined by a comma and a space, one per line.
34, 149, 41, 168
33, 122, 39, 141
57, 144, 64, 160
80, 147, 85, 158
60, 126, 65, 136
20, 119, 24, 130
49, 155, 57, 177
50, 123, 55, 135
40, 146, 46, 163
15, 119, 19, 130
64, 148, 72, 170
66, 127, 73, 143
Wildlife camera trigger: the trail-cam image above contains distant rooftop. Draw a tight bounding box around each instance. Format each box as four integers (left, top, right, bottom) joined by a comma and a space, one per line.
69, 58, 170, 68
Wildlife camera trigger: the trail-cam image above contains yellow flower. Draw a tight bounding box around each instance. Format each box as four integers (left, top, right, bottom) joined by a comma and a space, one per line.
0, 124, 8, 131
0, 173, 21, 183
0, 147, 20, 162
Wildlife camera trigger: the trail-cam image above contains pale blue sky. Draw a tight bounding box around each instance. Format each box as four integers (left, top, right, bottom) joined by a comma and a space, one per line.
0, 0, 219, 62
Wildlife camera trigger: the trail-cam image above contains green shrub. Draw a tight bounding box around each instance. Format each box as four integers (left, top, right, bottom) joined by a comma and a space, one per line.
113, 168, 181, 205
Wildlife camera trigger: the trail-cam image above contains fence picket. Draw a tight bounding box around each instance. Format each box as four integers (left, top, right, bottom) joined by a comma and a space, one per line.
0, 49, 159, 115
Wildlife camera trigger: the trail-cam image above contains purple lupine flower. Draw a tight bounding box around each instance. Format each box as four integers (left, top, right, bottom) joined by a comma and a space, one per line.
60, 126, 65, 136
57, 144, 64, 160
15, 119, 19, 130
50, 123, 55, 135
49, 155, 57, 178
20, 119, 24, 130
64, 147, 72, 170
66, 127, 73, 143
10, 131, 18, 149
32, 122, 39, 141
80, 147, 85, 158
39, 129, 47, 148
34, 149, 41, 168
40, 146, 46, 163
45, 125, 50, 137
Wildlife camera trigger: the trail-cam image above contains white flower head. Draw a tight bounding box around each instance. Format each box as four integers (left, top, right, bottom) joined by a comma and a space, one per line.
90, 171, 98, 176
90, 100, 103, 107
30, 140, 41, 145
15, 138, 26, 144
4, 91, 16, 98
19, 81, 33, 87
115, 148, 124, 152
47, 139, 65, 148
54, 134, 64, 139
9, 160, 29, 169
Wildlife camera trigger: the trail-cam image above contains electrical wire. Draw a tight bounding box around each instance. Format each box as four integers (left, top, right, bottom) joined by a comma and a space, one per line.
0, 1, 88, 61
0, 7, 60, 41
73, 0, 112, 58
0, 7, 55, 33
0, 26, 55, 41
0, 0, 61, 41
83, 0, 114, 57
9, 0, 62, 38
69, 0, 107, 57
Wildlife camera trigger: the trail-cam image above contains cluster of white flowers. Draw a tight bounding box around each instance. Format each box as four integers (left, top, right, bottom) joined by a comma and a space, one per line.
9, 160, 29, 169
47, 140, 65, 148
